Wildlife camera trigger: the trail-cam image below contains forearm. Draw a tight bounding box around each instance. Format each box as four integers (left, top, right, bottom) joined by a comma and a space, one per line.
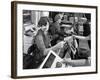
65, 59, 89, 66
74, 35, 90, 40
44, 41, 63, 55
44, 46, 60, 56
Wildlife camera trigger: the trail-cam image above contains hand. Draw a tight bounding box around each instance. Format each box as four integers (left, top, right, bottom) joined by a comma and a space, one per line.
72, 34, 76, 39
64, 36, 72, 42
56, 41, 65, 49
61, 58, 71, 64
72, 34, 75, 37
51, 41, 65, 53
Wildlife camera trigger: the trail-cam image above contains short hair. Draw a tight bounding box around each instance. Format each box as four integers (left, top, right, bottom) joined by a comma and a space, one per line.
54, 14, 63, 22
38, 17, 49, 27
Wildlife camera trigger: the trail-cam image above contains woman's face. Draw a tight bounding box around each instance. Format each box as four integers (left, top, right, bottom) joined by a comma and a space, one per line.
42, 22, 49, 32
58, 19, 62, 23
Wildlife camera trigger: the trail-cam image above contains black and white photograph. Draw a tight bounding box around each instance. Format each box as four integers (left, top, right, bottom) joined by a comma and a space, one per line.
11, 1, 97, 78
23, 10, 91, 69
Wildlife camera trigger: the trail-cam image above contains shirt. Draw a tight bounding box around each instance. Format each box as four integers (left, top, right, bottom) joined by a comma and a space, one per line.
34, 29, 51, 55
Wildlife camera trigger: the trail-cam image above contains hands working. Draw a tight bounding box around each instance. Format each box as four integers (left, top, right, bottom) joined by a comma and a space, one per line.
64, 36, 73, 43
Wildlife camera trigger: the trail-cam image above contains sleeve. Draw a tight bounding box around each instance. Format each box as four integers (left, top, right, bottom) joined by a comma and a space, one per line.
35, 32, 46, 53
49, 24, 57, 35
49, 24, 59, 40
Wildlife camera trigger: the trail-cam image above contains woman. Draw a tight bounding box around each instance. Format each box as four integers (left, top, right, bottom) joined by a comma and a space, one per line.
27, 16, 65, 69
61, 18, 91, 67
49, 13, 65, 46
73, 18, 91, 58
